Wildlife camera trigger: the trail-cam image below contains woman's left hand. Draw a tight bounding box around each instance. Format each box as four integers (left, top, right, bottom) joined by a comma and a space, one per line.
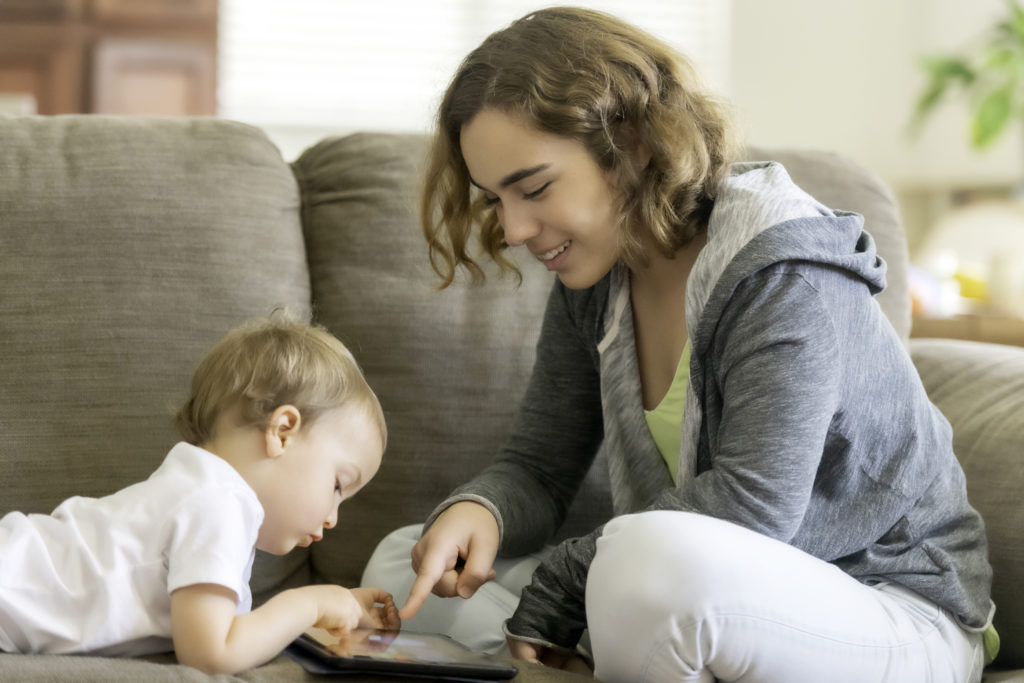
508, 636, 574, 669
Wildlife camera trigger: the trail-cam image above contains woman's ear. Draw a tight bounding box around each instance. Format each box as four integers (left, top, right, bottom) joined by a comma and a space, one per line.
264, 405, 302, 458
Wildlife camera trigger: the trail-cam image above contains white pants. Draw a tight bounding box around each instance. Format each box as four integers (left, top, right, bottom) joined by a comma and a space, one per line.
362, 512, 983, 683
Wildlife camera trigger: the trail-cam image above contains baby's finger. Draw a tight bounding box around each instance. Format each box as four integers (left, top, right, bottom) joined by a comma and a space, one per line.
362, 608, 384, 629
360, 587, 395, 609
381, 603, 402, 630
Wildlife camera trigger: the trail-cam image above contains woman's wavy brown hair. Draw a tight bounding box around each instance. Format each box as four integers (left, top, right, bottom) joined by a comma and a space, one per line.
421, 6, 739, 288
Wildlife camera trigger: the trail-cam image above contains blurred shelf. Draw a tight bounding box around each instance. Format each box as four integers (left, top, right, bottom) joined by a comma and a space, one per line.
0, 0, 216, 115
911, 315, 1024, 348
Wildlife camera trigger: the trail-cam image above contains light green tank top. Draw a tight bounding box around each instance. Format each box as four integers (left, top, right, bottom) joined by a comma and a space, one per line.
643, 340, 690, 483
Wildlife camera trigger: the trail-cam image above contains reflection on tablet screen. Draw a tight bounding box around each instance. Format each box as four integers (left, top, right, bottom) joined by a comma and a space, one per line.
306, 627, 486, 663
291, 627, 518, 680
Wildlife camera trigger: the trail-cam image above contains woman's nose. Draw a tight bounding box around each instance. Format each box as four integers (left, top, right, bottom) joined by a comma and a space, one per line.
325, 505, 339, 530
499, 203, 540, 247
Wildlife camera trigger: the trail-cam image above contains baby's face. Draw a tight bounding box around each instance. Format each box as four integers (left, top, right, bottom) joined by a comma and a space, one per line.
255, 404, 383, 555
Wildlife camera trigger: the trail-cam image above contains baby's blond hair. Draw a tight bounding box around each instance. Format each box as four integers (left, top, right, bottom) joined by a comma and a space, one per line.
175, 313, 385, 448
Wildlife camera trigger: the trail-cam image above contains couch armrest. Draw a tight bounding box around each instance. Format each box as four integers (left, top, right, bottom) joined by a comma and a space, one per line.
909, 338, 1024, 669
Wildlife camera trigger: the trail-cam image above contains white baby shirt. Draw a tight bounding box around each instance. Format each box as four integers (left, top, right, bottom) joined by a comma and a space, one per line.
0, 442, 263, 656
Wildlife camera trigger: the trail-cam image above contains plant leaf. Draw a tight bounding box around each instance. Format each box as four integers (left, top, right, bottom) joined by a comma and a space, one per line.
1009, 0, 1024, 40
984, 44, 1017, 70
972, 86, 1013, 147
921, 56, 976, 84
909, 57, 977, 136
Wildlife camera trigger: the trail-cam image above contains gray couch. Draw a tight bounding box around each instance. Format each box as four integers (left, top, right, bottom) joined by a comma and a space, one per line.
0, 115, 1021, 682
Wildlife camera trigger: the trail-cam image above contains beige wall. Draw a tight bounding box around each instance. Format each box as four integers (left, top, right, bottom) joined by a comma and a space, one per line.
728, 0, 1022, 195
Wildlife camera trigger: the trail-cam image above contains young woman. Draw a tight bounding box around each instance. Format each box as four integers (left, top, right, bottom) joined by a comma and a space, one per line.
363, 7, 995, 682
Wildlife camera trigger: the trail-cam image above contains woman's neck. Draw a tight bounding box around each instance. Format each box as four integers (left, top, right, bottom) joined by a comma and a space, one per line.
630, 230, 707, 302
629, 230, 707, 410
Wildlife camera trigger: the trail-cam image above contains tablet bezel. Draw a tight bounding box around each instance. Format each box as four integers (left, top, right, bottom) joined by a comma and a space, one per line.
287, 628, 518, 680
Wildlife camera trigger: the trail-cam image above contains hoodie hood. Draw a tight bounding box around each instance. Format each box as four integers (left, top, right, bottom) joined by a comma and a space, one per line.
686, 161, 887, 357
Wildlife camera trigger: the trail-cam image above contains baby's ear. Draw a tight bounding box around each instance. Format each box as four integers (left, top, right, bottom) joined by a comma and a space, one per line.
264, 405, 302, 457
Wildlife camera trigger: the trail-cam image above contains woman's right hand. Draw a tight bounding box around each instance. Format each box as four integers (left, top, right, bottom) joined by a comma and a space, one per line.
399, 501, 500, 619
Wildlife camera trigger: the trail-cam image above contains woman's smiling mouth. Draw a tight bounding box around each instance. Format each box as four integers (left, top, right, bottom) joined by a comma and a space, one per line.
537, 241, 571, 262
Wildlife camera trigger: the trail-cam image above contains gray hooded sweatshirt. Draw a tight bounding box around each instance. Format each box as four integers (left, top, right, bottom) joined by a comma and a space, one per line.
432, 161, 994, 649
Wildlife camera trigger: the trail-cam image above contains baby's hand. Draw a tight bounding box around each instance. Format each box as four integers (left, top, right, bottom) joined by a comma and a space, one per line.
350, 586, 401, 630
312, 585, 400, 636
311, 585, 364, 635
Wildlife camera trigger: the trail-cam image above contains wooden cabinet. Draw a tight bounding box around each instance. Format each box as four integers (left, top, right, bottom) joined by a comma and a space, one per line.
90, 0, 216, 23
0, 0, 216, 116
90, 38, 215, 115
0, 22, 86, 114
911, 315, 1024, 347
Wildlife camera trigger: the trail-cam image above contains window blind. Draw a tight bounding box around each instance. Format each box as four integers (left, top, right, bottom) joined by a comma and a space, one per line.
218, 1, 731, 158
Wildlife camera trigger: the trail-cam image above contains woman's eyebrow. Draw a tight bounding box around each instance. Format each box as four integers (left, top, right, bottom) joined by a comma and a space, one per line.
469, 163, 551, 192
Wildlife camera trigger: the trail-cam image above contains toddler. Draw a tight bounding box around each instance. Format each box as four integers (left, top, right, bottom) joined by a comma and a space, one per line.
0, 314, 397, 674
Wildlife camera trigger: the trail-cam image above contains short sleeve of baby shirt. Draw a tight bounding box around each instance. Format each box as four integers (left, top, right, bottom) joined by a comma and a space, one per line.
164, 485, 263, 612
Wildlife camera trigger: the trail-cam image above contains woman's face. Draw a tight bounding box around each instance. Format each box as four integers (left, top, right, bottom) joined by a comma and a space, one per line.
460, 108, 622, 290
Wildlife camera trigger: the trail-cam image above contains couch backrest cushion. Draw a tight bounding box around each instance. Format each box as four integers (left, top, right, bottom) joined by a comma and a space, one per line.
910, 338, 1024, 669
0, 115, 313, 599
293, 132, 613, 586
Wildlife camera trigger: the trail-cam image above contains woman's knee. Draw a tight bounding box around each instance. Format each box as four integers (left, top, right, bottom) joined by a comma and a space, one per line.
361, 523, 422, 586
586, 511, 757, 652
586, 512, 732, 680
589, 511, 734, 606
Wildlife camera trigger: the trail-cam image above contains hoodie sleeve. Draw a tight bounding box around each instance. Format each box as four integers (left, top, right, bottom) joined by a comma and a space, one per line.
427, 279, 606, 557
507, 265, 843, 650
506, 527, 601, 651
663, 266, 843, 538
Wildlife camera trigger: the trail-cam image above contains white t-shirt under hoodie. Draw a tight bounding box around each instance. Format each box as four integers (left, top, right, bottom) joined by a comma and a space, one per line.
0, 442, 263, 656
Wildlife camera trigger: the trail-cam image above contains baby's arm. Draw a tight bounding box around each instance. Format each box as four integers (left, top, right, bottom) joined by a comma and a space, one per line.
170, 583, 397, 674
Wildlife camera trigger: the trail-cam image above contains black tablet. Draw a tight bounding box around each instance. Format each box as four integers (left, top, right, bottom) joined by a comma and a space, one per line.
286, 627, 518, 681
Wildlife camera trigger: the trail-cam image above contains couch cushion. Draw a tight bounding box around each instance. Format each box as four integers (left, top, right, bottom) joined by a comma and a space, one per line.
0, 651, 593, 682
0, 115, 312, 602
293, 132, 613, 587
910, 338, 1024, 669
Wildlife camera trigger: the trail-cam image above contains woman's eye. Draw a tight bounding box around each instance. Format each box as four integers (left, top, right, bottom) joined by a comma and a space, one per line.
523, 182, 551, 200
334, 480, 343, 494
481, 181, 548, 206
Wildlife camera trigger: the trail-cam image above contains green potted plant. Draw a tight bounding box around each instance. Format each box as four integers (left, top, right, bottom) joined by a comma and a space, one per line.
911, 0, 1024, 148
909, 0, 1024, 319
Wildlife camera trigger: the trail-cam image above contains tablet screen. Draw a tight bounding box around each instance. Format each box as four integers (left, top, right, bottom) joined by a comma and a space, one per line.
288, 627, 518, 680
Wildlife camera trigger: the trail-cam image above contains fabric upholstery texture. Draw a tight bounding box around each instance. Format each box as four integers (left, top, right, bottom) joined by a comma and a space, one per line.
0, 115, 314, 605
0, 650, 585, 682
910, 338, 1024, 669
